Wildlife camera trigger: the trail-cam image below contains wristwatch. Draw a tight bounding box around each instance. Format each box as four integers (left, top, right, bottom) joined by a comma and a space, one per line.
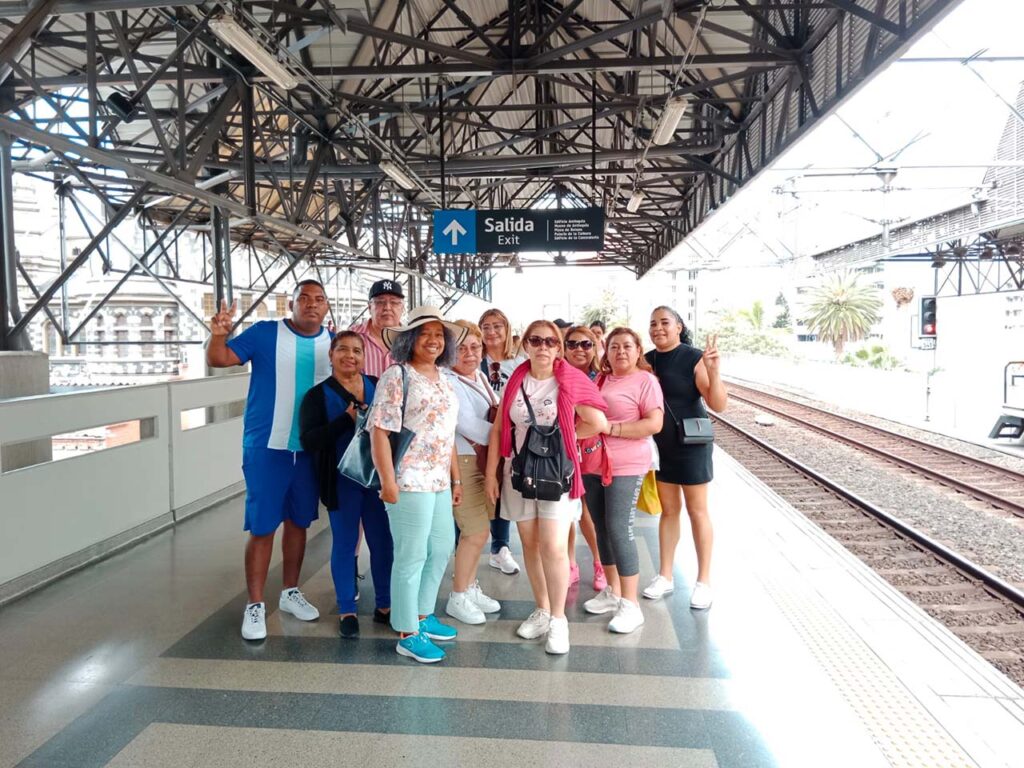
452, 479, 463, 486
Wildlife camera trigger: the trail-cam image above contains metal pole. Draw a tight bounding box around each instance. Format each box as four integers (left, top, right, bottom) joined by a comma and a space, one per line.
212, 206, 232, 306
56, 178, 69, 341
438, 79, 446, 209
241, 82, 256, 215
0, 131, 11, 349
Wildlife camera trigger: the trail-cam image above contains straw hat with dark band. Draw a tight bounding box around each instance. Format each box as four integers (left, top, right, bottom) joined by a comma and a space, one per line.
381, 305, 469, 349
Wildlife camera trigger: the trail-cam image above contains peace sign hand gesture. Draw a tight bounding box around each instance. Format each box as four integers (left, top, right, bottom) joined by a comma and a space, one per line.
703, 333, 721, 377
210, 299, 237, 337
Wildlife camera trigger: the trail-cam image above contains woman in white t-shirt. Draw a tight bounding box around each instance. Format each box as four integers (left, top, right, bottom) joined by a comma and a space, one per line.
478, 308, 525, 576
484, 320, 608, 656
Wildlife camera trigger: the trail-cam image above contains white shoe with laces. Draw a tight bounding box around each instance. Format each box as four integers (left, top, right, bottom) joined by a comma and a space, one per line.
516, 608, 551, 639
642, 575, 674, 600
241, 602, 267, 640
608, 598, 645, 634
446, 591, 486, 625
466, 580, 501, 613
583, 586, 620, 615
279, 588, 320, 621
489, 546, 520, 575
545, 616, 570, 655
690, 582, 714, 610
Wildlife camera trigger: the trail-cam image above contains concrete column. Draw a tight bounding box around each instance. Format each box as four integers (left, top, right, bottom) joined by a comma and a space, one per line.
0, 351, 51, 470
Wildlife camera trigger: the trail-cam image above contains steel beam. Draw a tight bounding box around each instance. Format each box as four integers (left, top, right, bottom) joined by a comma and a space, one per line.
0, 131, 16, 349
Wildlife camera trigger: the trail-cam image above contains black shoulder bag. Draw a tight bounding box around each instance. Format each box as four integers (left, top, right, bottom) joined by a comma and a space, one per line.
338, 365, 416, 489
510, 383, 574, 501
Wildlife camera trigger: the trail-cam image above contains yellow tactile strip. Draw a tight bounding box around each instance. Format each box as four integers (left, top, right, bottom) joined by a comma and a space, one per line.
762, 570, 975, 768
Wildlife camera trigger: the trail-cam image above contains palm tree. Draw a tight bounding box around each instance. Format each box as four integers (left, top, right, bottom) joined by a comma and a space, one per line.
804, 272, 881, 358
738, 300, 765, 331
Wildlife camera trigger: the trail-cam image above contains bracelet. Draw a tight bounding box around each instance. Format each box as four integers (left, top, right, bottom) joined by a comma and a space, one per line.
452, 479, 463, 486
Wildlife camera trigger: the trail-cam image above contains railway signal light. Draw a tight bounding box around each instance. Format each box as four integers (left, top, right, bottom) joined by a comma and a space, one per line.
920, 297, 937, 337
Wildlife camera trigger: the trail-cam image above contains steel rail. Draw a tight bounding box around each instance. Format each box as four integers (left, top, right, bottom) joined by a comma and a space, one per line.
713, 410, 1024, 610
726, 382, 1024, 519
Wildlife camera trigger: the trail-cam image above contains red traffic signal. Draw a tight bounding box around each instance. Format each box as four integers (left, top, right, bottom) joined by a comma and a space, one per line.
920, 297, 937, 338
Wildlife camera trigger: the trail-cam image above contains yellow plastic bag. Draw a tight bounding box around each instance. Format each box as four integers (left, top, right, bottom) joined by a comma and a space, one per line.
636, 470, 661, 515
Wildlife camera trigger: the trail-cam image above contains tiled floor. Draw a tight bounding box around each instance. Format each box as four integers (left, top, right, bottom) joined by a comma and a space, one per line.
3, 450, 1022, 767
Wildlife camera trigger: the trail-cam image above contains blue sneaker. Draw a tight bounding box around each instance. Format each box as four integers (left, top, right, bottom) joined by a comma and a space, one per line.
396, 633, 445, 664
419, 614, 458, 641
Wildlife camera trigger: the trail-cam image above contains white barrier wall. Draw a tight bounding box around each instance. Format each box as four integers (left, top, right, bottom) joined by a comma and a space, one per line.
0, 375, 248, 600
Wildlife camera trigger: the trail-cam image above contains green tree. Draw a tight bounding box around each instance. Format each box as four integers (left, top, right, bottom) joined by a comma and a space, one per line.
772, 292, 792, 330
738, 300, 765, 331
580, 288, 627, 329
804, 272, 881, 358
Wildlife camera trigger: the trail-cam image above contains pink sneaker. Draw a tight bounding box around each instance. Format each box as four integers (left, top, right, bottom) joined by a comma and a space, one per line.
569, 562, 580, 585
593, 562, 608, 591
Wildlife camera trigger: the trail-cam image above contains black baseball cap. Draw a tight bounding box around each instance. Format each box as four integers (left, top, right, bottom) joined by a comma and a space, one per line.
368, 279, 404, 300
552, 318, 573, 329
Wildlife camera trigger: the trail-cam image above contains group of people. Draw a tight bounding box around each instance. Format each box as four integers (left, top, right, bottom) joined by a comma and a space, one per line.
207, 277, 727, 663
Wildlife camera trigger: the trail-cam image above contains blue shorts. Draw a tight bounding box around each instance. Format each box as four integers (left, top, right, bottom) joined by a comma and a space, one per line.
241, 447, 320, 536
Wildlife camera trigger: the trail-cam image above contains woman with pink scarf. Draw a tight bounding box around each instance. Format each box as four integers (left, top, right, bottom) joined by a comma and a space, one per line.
484, 320, 608, 655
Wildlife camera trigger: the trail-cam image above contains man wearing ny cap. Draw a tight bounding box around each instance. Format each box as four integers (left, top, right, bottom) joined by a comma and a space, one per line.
351, 279, 404, 377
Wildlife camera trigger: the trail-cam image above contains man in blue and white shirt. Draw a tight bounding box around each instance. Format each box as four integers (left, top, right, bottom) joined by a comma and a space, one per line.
207, 280, 332, 640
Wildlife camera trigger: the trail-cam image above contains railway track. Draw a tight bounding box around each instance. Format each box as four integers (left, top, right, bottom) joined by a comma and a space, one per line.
725, 382, 1024, 519
713, 412, 1024, 686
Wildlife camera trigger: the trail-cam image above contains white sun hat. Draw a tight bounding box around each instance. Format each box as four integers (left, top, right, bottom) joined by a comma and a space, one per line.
381, 305, 469, 349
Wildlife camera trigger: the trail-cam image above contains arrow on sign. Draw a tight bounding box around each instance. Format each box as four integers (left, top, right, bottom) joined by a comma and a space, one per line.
443, 219, 468, 245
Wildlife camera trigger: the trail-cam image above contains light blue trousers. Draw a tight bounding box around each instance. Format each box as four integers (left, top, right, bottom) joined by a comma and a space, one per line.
385, 489, 455, 634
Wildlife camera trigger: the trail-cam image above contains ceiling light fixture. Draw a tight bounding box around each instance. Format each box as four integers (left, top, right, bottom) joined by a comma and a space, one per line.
378, 159, 418, 191
651, 95, 690, 146
208, 14, 300, 91
626, 190, 644, 213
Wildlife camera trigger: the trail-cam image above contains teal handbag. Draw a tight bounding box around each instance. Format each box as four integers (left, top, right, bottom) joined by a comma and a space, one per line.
338, 365, 416, 490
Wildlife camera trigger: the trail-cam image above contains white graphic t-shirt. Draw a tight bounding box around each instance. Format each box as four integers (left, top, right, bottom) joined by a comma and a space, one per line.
508, 374, 559, 454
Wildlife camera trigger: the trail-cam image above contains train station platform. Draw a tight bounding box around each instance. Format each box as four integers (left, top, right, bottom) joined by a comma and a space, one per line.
2, 451, 1022, 768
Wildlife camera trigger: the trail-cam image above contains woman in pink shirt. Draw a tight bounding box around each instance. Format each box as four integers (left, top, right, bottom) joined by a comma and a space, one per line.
581, 328, 664, 634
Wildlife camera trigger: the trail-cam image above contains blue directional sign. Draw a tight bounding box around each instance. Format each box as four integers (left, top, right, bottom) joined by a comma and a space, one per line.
432, 208, 604, 255
432, 210, 477, 255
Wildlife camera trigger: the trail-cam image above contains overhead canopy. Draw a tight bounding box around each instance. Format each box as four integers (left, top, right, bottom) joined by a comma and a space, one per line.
0, 0, 960, 295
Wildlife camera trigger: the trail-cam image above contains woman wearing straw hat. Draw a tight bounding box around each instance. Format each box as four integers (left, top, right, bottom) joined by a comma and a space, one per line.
370, 306, 468, 664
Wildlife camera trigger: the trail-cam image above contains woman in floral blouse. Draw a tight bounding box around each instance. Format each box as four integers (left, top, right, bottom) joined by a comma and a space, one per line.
371, 306, 468, 664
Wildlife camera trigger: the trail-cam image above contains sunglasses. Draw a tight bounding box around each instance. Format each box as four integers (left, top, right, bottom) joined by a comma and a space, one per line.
526, 335, 561, 349
489, 361, 502, 383
565, 339, 594, 351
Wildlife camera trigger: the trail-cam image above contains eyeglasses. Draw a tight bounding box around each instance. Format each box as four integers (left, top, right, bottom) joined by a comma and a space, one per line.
565, 339, 594, 351
526, 335, 560, 349
370, 298, 403, 309
480, 322, 505, 333
459, 343, 483, 354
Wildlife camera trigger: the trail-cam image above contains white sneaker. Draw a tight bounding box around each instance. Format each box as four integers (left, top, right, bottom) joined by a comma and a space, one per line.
608, 598, 645, 634
516, 608, 551, 639
241, 602, 267, 640
279, 588, 320, 621
545, 616, 570, 655
466, 580, 501, 613
690, 582, 714, 610
489, 546, 520, 574
583, 586, 620, 615
642, 575, 674, 600
446, 591, 486, 625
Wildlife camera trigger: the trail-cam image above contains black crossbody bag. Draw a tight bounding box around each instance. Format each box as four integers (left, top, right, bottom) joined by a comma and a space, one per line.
664, 401, 714, 445
653, 356, 715, 446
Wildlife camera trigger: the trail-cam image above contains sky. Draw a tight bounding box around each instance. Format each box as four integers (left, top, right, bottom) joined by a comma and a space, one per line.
471, 0, 1024, 326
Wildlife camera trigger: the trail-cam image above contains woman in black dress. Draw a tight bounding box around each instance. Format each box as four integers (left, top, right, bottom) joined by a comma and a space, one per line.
643, 307, 728, 609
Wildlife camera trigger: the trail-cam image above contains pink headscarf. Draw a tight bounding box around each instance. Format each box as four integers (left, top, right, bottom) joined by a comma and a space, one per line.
498, 357, 607, 499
